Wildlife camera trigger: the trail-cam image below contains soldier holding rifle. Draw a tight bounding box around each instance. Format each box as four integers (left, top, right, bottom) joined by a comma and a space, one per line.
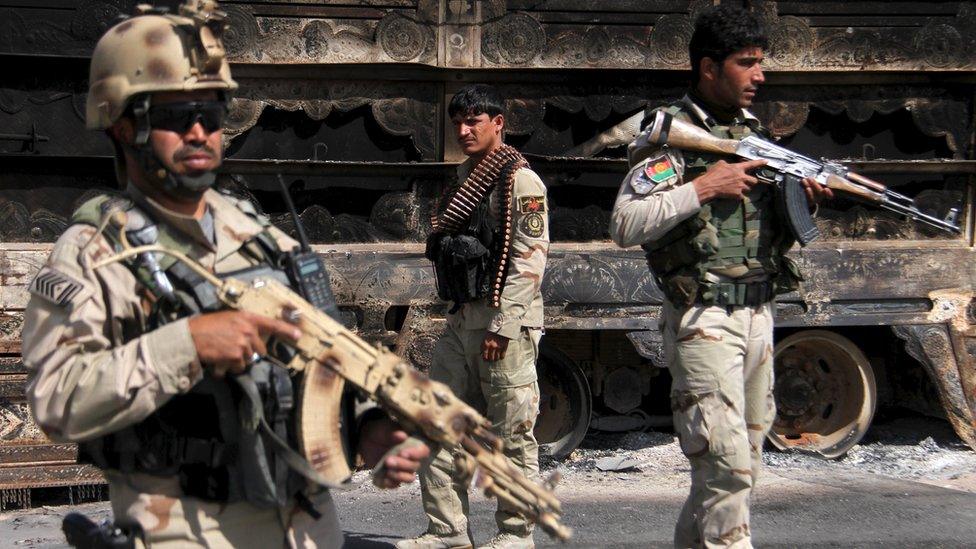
21, 3, 427, 547
611, 6, 830, 548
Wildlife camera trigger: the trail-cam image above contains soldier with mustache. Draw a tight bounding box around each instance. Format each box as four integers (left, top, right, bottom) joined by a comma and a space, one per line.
21, 3, 428, 547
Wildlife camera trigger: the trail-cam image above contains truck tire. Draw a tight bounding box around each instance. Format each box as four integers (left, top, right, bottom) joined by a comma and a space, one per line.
534, 342, 591, 459
768, 329, 877, 459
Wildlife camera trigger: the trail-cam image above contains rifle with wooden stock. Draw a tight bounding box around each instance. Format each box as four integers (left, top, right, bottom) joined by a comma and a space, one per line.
89, 215, 571, 542
642, 110, 962, 245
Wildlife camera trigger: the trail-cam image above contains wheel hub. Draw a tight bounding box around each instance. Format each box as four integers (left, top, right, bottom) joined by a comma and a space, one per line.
777, 370, 817, 417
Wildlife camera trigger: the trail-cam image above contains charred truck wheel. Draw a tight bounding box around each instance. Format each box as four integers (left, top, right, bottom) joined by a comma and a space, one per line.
768, 329, 877, 458
534, 342, 592, 459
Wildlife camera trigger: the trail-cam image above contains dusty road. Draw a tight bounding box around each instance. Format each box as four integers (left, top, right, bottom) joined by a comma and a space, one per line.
3, 417, 976, 548
334, 463, 976, 548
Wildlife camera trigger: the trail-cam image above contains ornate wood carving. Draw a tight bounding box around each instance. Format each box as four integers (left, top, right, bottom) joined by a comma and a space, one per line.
225, 80, 439, 159
3, 2, 975, 71
3, 244, 973, 315
222, 6, 437, 64
893, 324, 976, 449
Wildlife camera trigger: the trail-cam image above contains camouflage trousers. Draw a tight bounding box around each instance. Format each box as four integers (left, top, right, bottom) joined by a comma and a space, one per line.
661, 301, 777, 549
106, 472, 343, 548
419, 325, 542, 537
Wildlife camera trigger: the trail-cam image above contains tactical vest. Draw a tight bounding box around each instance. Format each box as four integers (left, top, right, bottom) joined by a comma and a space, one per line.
642, 100, 799, 308
426, 195, 498, 313
71, 192, 333, 510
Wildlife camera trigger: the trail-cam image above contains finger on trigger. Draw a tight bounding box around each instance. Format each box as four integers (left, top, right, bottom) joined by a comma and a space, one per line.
250, 333, 267, 357
252, 314, 300, 341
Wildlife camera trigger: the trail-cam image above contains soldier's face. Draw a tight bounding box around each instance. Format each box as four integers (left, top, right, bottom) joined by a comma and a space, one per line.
147, 90, 225, 175
713, 47, 765, 109
453, 111, 504, 157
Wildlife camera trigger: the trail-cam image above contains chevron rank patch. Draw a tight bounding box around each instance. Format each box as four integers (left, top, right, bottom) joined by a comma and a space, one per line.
518, 195, 547, 214
29, 267, 90, 308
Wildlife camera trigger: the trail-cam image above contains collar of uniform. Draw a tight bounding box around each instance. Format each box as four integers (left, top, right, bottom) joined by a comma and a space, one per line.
456, 156, 475, 182
125, 184, 266, 263
125, 183, 217, 251
206, 190, 269, 265
682, 91, 758, 128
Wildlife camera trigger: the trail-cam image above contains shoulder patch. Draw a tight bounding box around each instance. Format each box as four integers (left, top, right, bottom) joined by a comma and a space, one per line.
631, 153, 679, 195
518, 212, 546, 238
29, 267, 90, 308
518, 195, 547, 214
646, 156, 679, 185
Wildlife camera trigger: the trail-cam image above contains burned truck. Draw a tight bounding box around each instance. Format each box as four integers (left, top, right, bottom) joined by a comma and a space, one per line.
0, 0, 974, 508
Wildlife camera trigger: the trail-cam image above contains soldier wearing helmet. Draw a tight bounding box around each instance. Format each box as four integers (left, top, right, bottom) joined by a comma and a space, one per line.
22, 2, 428, 547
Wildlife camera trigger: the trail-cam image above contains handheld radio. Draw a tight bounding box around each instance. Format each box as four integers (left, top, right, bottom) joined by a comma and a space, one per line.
278, 176, 342, 321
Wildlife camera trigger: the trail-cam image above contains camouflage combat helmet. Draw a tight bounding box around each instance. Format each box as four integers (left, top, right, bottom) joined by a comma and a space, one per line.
86, 0, 238, 130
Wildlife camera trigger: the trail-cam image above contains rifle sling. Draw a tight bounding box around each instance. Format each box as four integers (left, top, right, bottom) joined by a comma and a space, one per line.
233, 374, 355, 491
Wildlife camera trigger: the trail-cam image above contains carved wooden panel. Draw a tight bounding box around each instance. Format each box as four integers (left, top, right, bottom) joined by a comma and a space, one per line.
227, 79, 440, 160
2, 1, 974, 71
3, 244, 973, 314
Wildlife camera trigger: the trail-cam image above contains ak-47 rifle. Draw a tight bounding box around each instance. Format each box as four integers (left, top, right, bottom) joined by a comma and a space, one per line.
90, 216, 571, 541
642, 111, 962, 245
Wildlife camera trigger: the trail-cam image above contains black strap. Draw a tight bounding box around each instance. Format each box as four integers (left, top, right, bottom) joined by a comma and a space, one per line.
233, 374, 354, 491
658, 111, 673, 146
697, 281, 775, 308
294, 491, 323, 521
241, 230, 284, 267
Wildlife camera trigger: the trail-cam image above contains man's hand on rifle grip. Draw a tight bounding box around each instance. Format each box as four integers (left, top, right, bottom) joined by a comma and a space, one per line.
188, 311, 302, 379
692, 158, 768, 203
359, 417, 431, 488
802, 177, 834, 206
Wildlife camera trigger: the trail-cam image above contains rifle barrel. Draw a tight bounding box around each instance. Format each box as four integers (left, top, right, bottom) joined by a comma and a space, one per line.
880, 200, 962, 234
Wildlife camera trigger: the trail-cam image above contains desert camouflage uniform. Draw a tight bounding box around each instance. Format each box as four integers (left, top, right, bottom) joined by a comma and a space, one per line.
610, 94, 781, 549
419, 160, 548, 540
22, 186, 343, 548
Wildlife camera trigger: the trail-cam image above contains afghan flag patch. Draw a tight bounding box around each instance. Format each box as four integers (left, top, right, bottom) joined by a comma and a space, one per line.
645, 158, 678, 184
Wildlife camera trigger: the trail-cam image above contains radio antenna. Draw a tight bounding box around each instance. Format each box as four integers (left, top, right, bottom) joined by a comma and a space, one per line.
278, 175, 311, 253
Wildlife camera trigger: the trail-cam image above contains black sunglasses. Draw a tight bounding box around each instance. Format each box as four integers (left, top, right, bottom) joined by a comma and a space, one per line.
147, 101, 227, 134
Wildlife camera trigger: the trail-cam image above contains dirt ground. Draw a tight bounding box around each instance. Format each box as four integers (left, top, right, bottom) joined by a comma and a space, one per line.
560, 413, 976, 495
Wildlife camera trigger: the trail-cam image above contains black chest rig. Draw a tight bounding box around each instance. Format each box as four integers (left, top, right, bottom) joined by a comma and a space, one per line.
425, 197, 498, 314
76, 194, 348, 510
425, 145, 525, 313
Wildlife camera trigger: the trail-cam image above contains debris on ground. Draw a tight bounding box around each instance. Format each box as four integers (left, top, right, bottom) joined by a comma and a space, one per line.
765, 415, 976, 489
544, 414, 976, 492
543, 430, 683, 475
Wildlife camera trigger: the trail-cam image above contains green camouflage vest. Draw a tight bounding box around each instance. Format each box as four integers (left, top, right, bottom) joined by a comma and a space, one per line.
642, 99, 799, 307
